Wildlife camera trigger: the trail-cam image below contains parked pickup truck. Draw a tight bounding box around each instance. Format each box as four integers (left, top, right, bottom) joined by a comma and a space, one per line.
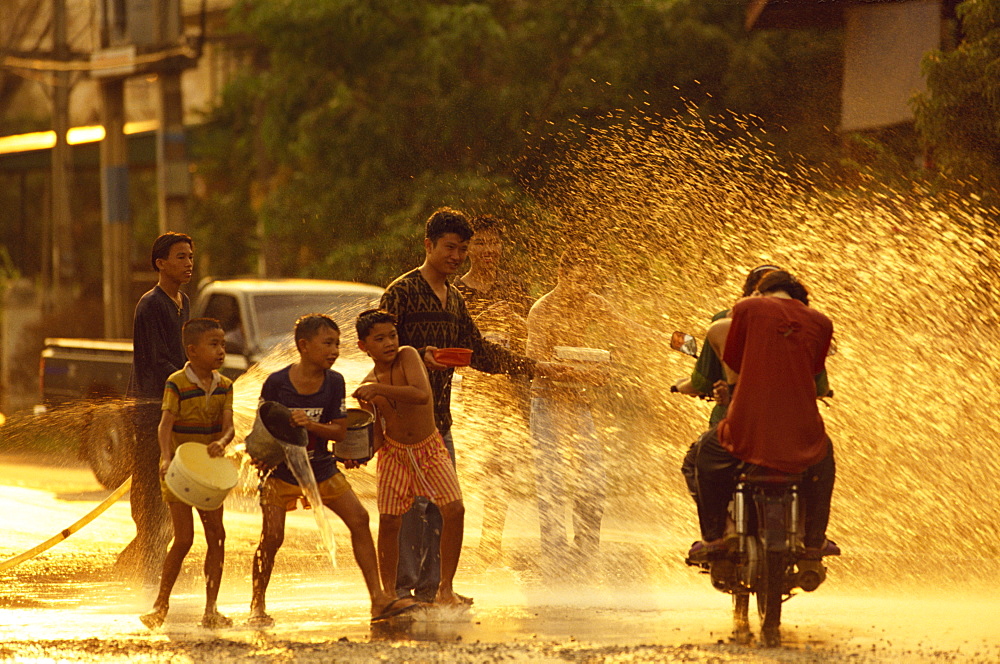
40, 278, 383, 488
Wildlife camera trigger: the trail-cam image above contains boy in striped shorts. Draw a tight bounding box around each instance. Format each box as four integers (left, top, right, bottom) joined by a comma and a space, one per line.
353, 309, 469, 606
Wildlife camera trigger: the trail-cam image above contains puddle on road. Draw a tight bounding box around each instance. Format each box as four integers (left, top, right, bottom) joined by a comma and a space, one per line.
2, 495, 998, 664
1, 464, 998, 662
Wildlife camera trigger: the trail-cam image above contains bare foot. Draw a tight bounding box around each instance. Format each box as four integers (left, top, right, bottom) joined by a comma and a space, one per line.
247, 609, 274, 628
200, 609, 233, 629
140, 606, 167, 629
434, 590, 473, 606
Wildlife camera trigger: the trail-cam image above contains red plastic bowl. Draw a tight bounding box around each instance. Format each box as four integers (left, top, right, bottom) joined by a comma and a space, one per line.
434, 347, 473, 367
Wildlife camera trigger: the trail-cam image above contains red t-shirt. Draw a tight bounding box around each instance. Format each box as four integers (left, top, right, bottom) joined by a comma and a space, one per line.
717, 297, 833, 473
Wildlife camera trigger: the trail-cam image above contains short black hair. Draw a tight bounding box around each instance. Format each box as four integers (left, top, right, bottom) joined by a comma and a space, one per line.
294, 313, 339, 344
355, 308, 397, 340
425, 207, 472, 243
151, 232, 193, 271
741, 264, 781, 297
182, 317, 222, 347
756, 270, 810, 306
470, 214, 503, 236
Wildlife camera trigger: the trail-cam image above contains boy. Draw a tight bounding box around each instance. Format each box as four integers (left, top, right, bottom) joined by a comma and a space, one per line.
353, 309, 468, 606
120, 231, 193, 584
141, 318, 234, 629
453, 214, 534, 562
250, 314, 410, 626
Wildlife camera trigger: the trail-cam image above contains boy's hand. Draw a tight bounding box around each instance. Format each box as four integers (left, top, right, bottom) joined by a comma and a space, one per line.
353, 382, 381, 402
289, 409, 312, 429
422, 346, 449, 371
159, 456, 172, 478
250, 457, 275, 472
206, 440, 226, 458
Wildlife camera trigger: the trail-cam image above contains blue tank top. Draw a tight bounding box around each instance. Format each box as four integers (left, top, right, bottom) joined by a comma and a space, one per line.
260, 365, 347, 485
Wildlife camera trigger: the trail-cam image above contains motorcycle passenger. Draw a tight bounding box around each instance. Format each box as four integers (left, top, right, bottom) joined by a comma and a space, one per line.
674, 264, 781, 501
687, 270, 838, 560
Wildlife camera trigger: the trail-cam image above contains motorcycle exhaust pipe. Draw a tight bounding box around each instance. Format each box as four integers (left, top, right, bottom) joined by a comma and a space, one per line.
796, 560, 826, 591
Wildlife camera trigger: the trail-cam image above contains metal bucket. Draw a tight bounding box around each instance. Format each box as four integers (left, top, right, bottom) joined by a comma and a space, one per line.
245, 401, 308, 467
335, 407, 374, 462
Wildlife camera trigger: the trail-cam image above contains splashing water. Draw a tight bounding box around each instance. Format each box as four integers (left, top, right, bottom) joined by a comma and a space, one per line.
453, 108, 1000, 590
2, 110, 997, 601
280, 443, 338, 570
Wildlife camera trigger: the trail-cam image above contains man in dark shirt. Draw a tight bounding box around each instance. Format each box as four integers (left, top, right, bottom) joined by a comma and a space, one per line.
117, 232, 193, 584
379, 208, 549, 602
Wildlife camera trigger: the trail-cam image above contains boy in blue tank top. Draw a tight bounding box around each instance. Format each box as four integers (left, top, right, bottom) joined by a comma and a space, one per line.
249, 314, 415, 627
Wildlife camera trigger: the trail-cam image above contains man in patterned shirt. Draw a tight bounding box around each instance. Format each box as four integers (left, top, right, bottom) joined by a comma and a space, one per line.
379, 207, 556, 602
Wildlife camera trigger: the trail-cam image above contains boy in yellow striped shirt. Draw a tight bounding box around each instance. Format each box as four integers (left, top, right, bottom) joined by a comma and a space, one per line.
141, 318, 234, 629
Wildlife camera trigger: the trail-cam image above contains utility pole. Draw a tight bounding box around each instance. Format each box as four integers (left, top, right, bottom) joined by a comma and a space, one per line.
50, 0, 74, 312
97, 0, 132, 339
94, 0, 196, 335
156, 0, 189, 234
157, 68, 189, 234
99, 78, 130, 339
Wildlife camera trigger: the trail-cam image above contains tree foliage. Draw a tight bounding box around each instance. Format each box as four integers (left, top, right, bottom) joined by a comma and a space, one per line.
914, 0, 1000, 203
192, 0, 842, 282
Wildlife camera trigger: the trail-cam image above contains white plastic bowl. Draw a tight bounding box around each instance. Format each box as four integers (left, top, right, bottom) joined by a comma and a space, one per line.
165, 442, 239, 510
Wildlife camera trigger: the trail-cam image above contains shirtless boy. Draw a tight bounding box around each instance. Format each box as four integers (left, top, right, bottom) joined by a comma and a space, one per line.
353, 309, 469, 606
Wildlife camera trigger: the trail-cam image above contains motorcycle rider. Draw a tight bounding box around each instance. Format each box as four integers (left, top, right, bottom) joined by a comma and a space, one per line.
674, 264, 830, 502
687, 270, 838, 560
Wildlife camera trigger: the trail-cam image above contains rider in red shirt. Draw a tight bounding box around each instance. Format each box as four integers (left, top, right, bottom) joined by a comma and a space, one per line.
690, 271, 838, 560
717, 285, 832, 473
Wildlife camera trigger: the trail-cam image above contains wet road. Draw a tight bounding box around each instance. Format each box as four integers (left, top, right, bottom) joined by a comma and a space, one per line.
1, 456, 998, 663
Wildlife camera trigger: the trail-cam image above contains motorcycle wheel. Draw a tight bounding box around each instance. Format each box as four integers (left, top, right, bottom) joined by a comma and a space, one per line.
733, 593, 751, 644
757, 550, 785, 647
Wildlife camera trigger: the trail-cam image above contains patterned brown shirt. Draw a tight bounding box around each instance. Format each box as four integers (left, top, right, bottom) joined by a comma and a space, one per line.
380, 268, 535, 432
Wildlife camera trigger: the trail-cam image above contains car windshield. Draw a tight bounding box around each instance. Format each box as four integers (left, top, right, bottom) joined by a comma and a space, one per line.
251, 291, 381, 352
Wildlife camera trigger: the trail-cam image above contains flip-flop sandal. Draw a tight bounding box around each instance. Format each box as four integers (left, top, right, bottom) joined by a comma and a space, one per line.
371, 598, 419, 623
139, 611, 165, 630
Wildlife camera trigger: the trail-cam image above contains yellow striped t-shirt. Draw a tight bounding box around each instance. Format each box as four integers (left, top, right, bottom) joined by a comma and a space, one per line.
161, 363, 233, 453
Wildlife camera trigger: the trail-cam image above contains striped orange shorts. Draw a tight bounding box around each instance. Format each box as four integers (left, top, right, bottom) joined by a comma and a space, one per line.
376, 430, 463, 516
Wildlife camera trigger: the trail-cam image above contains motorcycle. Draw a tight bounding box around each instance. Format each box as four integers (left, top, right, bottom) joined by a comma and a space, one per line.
670, 330, 835, 647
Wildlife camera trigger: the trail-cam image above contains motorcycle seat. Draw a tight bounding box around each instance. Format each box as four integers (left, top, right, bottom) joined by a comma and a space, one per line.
740, 466, 803, 485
